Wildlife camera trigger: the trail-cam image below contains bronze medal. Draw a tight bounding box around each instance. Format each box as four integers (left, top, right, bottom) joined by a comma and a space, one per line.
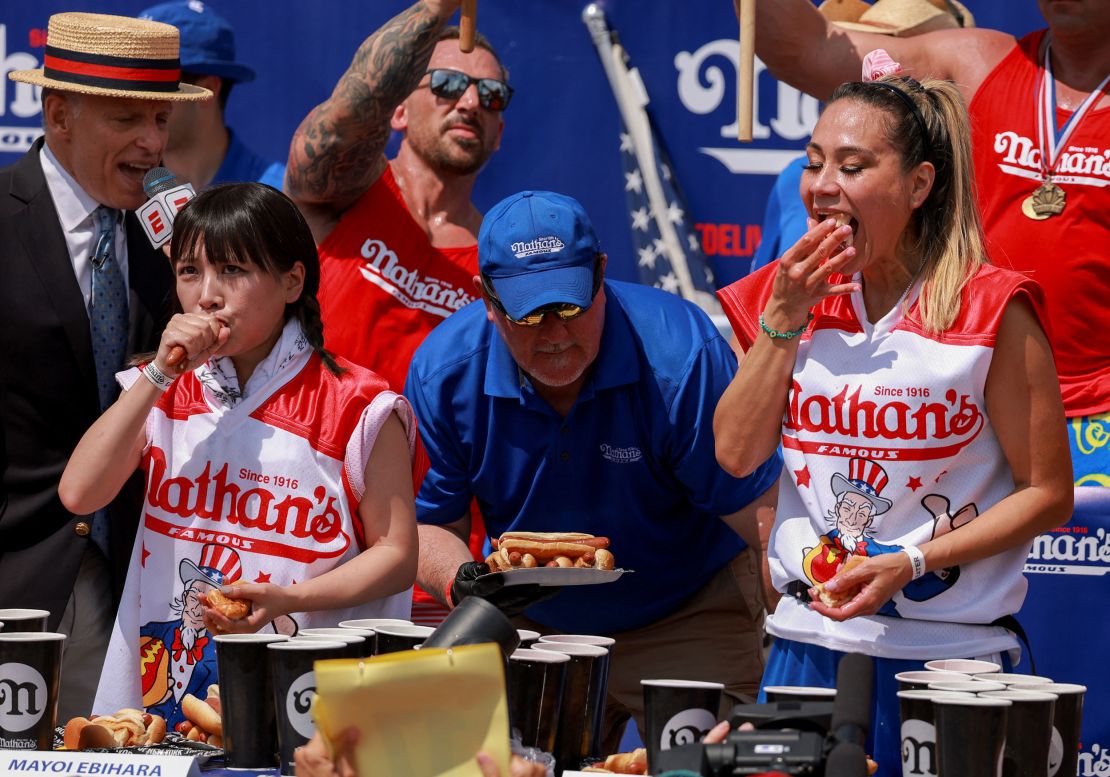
1022, 180, 1066, 220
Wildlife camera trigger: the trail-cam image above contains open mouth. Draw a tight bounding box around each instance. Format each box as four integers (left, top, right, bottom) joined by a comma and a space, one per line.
819, 212, 857, 249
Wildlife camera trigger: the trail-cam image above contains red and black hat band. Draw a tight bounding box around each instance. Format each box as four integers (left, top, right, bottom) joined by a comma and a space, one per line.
43, 44, 181, 92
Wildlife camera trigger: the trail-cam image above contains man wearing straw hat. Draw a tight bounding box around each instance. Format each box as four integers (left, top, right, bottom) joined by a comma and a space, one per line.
286, 0, 509, 626
0, 12, 209, 718
740, 0, 1110, 486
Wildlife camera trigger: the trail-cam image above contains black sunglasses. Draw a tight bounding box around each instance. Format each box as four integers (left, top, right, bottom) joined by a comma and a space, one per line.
482, 257, 602, 327
424, 69, 514, 111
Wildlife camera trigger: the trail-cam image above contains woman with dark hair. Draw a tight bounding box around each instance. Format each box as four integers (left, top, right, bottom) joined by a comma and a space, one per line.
712, 62, 1072, 774
61, 183, 418, 726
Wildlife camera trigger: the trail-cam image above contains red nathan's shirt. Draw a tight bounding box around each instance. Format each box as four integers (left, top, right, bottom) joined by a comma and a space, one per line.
317, 165, 479, 394
969, 29, 1110, 416
317, 165, 484, 610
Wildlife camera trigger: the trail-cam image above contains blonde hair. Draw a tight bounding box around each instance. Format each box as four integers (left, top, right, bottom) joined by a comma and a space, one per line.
828, 76, 988, 333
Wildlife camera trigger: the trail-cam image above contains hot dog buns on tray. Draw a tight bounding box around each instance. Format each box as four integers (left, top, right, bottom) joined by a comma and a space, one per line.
485, 531, 615, 572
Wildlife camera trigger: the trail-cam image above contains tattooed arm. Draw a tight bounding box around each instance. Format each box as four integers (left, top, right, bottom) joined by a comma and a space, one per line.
286, 0, 461, 241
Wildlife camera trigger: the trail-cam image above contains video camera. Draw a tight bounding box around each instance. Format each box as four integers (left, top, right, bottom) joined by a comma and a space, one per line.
655, 653, 874, 777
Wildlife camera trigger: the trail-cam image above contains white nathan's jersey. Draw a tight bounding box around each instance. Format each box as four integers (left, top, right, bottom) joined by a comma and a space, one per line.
720, 263, 1047, 660
95, 343, 413, 714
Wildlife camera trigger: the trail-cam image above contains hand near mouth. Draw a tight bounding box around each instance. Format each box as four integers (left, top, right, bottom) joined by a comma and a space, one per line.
156, 313, 231, 374
762, 217, 860, 333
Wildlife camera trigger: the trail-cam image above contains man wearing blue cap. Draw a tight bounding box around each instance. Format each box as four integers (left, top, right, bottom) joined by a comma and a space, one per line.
140, 1, 284, 190
407, 190, 782, 753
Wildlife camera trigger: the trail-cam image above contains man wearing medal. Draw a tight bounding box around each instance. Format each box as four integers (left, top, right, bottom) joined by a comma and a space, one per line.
739, 0, 1110, 488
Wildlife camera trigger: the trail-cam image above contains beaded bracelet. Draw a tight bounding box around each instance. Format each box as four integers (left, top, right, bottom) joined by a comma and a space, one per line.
759, 312, 814, 340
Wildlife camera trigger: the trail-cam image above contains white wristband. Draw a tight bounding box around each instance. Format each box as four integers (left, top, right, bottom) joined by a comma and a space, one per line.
902, 545, 927, 580
142, 361, 175, 392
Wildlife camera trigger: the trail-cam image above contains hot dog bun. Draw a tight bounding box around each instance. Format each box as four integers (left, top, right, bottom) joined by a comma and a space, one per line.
207, 588, 250, 620
64, 710, 167, 749
182, 693, 223, 736
812, 554, 867, 607
495, 533, 616, 570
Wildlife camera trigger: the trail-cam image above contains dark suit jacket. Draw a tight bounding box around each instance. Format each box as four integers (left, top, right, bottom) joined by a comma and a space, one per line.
0, 138, 174, 629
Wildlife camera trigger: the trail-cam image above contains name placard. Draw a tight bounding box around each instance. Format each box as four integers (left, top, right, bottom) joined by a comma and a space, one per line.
0, 752, 199, 777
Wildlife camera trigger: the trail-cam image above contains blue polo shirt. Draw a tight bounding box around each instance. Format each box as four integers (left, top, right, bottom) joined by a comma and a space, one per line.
406, 280, 781, 634
213, 129, 285, 189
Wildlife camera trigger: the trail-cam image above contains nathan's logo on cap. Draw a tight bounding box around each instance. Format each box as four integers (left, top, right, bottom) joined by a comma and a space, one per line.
512, 236, 565, 259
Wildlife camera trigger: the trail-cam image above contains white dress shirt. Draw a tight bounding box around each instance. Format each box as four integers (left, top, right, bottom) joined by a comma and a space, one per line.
39, 142, 130, 314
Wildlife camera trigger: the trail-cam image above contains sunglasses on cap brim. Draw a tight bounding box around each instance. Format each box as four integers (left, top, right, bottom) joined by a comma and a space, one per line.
482, 257, 603, 327
424, 68, 514, 111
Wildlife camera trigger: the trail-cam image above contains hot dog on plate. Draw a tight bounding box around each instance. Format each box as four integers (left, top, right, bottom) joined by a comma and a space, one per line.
486, 532, 615, 571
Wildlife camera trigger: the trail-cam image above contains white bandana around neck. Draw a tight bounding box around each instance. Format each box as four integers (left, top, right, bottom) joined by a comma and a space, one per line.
1023, 37, 1110, 220
196, 318, 310, 407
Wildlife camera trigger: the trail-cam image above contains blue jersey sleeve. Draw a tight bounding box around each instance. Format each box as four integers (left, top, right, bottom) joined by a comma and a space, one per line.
667, 333, 782, 518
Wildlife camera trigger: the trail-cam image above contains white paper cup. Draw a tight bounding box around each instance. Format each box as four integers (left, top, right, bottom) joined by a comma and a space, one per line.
924, 658, 1002, 675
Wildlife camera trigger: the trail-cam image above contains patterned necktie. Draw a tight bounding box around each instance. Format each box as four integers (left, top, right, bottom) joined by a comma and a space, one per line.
89, 206, 129, 411
88, 206, 128, 557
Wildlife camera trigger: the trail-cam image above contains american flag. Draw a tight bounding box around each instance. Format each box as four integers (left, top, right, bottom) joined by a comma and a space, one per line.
618, 118, 718, 301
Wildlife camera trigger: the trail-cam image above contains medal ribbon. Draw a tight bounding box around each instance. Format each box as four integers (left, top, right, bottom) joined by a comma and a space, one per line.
1037, 38, 1110, 178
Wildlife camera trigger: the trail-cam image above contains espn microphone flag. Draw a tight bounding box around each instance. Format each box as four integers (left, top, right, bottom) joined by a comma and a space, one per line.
582, 4, 721, 317
139, 167, 195, 248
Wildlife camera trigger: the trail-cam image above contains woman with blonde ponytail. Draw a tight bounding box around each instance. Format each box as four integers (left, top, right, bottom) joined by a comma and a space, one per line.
712, 56, 1072, 774
60, 183, 418, 726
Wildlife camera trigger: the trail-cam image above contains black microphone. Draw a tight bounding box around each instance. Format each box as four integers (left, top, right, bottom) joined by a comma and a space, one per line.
825, 652, 873, 776
137, 166, 195, 249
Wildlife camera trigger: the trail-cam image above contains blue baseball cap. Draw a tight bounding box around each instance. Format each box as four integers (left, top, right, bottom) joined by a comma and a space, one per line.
479, 191, 601, 320
139, 1, 255, 83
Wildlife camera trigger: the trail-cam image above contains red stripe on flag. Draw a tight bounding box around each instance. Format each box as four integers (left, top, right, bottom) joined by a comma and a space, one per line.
45, 54, 179, 83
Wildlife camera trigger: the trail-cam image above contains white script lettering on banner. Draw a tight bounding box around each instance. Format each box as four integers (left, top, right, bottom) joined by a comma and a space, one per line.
0, 24, 40, 154
674, 39, 819, 176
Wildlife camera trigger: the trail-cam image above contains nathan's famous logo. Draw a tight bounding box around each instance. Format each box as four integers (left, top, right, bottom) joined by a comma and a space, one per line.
0, 664, 46, 733
145, 448, 344, 548
783, 382, 984, 461
1076, 741, 1110, 777
1025, 525, 1110, 576
359, 239, 475, 318
511, 236, 565, 258
992, 131, 1110, 188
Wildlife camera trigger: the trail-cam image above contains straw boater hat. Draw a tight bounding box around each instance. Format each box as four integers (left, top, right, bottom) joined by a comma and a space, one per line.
818, 0, 975, 37
9, 12, 210, 101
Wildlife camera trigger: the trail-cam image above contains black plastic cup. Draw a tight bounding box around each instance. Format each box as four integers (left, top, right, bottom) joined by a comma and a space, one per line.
894, 670, 971, 692
268, 640, 348, 775
296, 629, 373, 659
531, 642, 610, 771
421, 597, 521, 659
928, 679, 1007, 694
934, 695, 1011, 776
214, 633, 289, 768
642, 679, 725, 775
0, 610, 50, 633
897, 689, 975, 777
763, 686, 837, 703
373, 624, 435, 655
0, 632, 66, 749
1012, 682, 1085, 777
981, 689, 1058, 777
508, 648, 569, 754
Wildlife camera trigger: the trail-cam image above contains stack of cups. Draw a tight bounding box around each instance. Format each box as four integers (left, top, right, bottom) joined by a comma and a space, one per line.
338, 619, 414, 656
268, 639, 349, 775
1012, 682, 1087, 777
0, 631, 66, 750
372, 624, 435, 655
214, 633, 289, 768
296, 628, 374, 659
640, 679, 725, 776
507, 648, 569, 754
0, 610, 50, 633
533, 637, 612, 771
